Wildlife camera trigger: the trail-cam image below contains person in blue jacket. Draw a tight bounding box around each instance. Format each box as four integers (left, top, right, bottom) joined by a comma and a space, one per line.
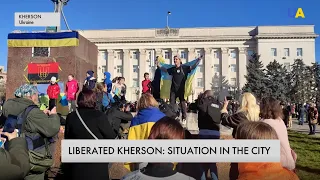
104, 72, 113, 93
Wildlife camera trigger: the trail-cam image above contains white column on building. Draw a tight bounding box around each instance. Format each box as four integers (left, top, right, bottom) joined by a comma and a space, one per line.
122, 49, 131, 81
238, 47, 247, 89
221, 48, 229, 89
204, 48, 213, 90
139, 49, 147, 91
171, 48, 179, 58
155, 49, 162, 58
188, 48, 197, 99
188, 48, 196, 62
107, 49, 115, 75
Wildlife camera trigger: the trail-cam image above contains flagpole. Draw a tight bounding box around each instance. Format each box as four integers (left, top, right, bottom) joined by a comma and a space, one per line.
166, 14, 169, 28
167, 11, 171, 28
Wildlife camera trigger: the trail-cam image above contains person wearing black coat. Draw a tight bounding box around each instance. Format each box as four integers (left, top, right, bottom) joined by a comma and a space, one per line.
196, 90, 221, 180
151, 56, 162, 99
105, 102, 133, 137
59, 90, 116, 180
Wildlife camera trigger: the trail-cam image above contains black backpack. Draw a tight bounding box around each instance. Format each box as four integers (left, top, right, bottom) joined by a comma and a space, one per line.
157, 99, 179, 119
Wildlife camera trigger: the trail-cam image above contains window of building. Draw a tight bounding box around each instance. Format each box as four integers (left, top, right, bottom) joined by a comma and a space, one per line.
230, 50, 236, 58
271, 48, 277, 56
0, 76, 3, 80
230, 78, 237, 86
230, 64, 237, 72
116, 65, 123, 73
164, 51, 170, 59
214, 50, 219, 58
132, 51, 138, 59
197, 65, 204, 73
133, 65, 139, 73
100, 51, 107, 60
33, 47, 50, 57
284, 48, 290, 56
297, 48, 303, 56
0, 69, 2, 73
148, 51, 152, 60
197, 78, 204, 87
284, 63, 290, 71
117, 52, 121, 60
101, 66, 106, 74
132, 78, 139, 87
196, 50, 201, 58
247, 50, 254, 57
214, 64, 219, 72
180, 51, 186, 59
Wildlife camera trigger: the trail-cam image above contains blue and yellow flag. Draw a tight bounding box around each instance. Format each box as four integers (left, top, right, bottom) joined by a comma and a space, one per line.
158, 56, 199, 99
7, 31, 79, 47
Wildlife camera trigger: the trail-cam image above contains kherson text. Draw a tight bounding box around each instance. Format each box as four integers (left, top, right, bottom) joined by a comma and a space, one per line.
68, 146, 271, 155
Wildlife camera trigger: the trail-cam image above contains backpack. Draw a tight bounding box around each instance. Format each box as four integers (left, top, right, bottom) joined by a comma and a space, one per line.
157, 99, 179, 119
4, 105, 54, 173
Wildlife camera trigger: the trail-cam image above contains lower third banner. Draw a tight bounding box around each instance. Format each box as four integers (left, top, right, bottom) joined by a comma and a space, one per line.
28, 62, 59, 84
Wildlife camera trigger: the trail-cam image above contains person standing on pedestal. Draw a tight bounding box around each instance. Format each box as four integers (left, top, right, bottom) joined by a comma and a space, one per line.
151, 56, 161, 99
47, 76, 60, 110
66, 74, 79, 113
157, 55, 202, 123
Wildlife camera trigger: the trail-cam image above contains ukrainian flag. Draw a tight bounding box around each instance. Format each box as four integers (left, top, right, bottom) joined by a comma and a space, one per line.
158, 56, 199, 100
124, 107, 165, 171
7, 31, 79, 47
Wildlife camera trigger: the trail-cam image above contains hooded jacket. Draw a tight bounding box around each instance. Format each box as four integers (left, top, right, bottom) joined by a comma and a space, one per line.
103, 72, 112, 93
238, 163, 299, 180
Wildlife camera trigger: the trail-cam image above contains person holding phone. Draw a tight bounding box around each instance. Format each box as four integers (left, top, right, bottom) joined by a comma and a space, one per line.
0, 128, 31, 180
157, 55, 202, 123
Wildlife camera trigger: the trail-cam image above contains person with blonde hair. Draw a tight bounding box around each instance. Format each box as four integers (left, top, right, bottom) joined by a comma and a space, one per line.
220, 92, 260, 180
236, 121, 299, 180
125, 93, 166, 171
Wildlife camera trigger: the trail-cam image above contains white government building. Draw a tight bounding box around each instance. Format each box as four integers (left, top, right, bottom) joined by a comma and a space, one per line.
80, 25, 318, 101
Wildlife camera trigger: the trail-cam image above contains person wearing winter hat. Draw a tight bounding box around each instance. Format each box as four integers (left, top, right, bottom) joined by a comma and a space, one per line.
84, 70, 96, 90
47, 76, 60, 110
103, 72, 112, 93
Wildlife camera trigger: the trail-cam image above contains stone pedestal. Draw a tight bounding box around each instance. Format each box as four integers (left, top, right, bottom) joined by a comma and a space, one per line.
6, 34, 98, 114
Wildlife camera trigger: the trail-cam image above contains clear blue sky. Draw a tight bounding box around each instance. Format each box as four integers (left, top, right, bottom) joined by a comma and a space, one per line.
0, 0, 319, 70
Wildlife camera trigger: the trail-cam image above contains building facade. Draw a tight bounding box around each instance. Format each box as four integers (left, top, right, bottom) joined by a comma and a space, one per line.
80, 25, 317, 101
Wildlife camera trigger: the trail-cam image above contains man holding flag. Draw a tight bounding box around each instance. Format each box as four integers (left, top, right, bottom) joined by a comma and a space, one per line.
157, 55, 202, 123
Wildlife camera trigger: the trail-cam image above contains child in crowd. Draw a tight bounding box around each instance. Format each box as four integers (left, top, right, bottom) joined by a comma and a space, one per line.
83, 70, 96, 90
141, 72, 151, 94
236, 121, 299, 180
102, 83, 115, 111
113, 77, 126, 102
47, 76, 60, 110
104, 72, 113, 93
66, 74, 79, 113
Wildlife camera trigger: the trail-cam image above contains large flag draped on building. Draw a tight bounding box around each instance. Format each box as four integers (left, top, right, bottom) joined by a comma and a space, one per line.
158, 56, 199, 99
7, 31, 79, 47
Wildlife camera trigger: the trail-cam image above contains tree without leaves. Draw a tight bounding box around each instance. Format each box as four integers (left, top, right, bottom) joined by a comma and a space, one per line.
242, 53, 268, 100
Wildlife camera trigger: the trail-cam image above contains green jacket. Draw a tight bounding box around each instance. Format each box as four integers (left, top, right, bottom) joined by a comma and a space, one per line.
0, 137, 31, 180
3, 98, 60, 139
3, 98, 60, 180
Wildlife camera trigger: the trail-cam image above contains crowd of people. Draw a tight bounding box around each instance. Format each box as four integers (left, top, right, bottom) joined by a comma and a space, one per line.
0, 54, 317, 180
